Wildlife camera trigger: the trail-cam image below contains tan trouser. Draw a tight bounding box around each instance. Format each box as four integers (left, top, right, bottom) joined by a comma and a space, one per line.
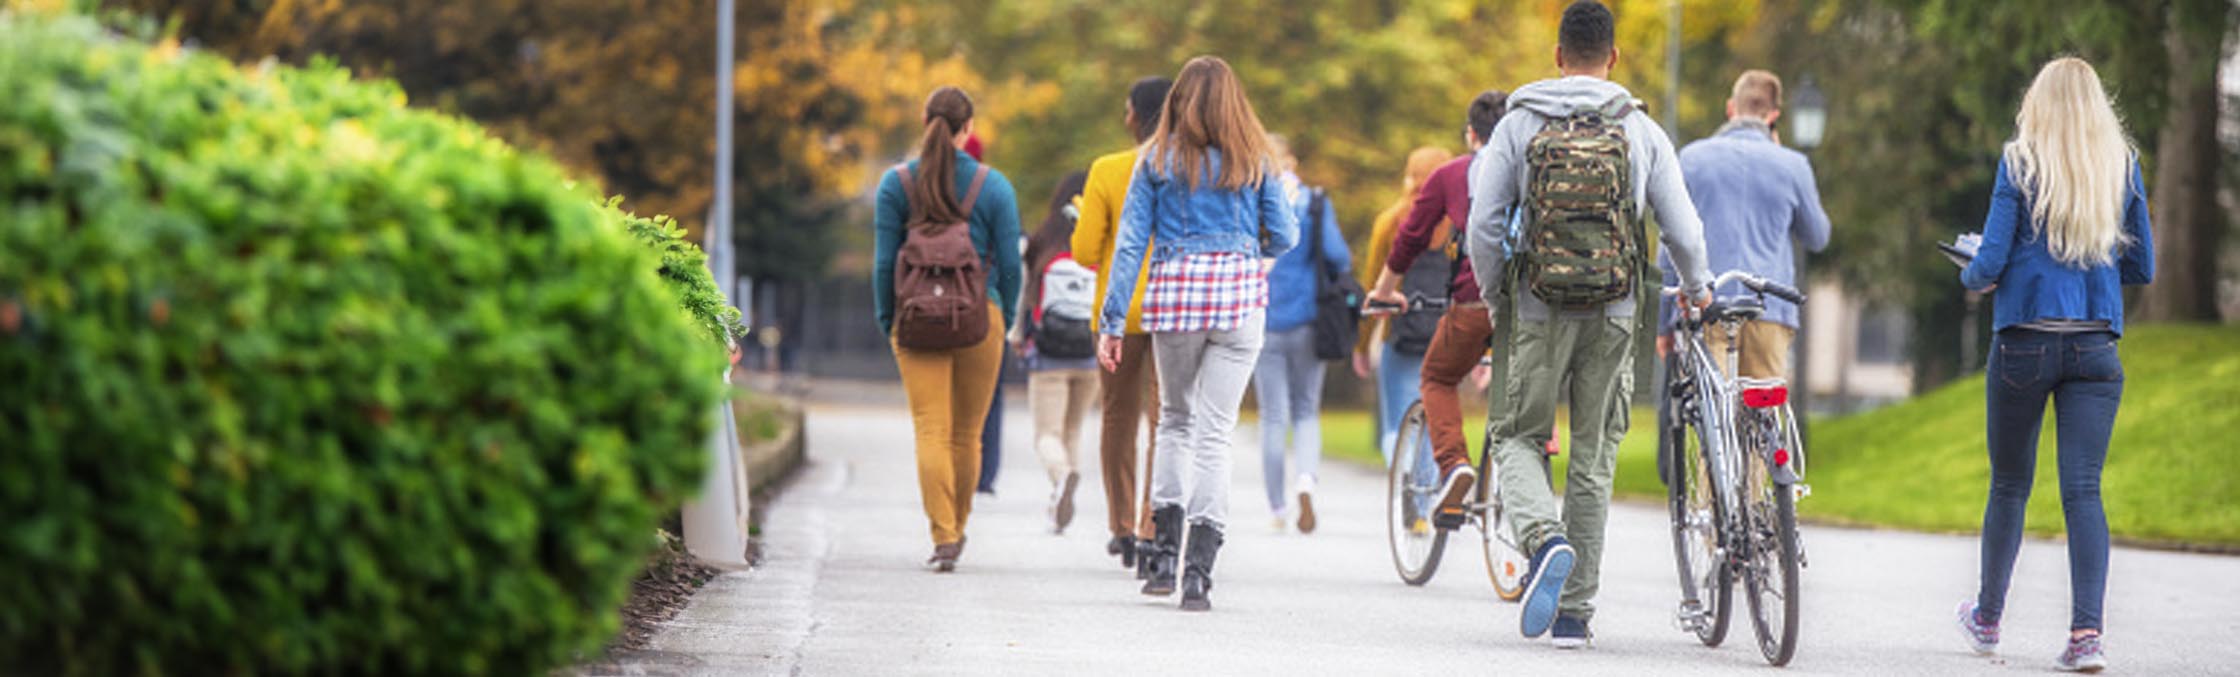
1098, 334, 1160, 540
1705, 320, 1795, 381
1030, 369, 1100, 485
892, 305, 1005, 546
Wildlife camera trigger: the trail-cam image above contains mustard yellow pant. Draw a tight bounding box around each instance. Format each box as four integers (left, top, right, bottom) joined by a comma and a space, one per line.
892, 305, 1006, 546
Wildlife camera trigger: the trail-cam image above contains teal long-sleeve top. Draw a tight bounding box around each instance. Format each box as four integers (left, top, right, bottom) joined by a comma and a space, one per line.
872, 150, 1024, 334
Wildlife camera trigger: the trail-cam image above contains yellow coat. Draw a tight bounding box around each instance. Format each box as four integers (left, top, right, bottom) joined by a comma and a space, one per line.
1071, 148, 1153, 335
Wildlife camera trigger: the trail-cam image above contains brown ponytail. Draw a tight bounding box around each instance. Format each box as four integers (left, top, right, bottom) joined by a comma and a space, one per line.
910, 86, 975, 225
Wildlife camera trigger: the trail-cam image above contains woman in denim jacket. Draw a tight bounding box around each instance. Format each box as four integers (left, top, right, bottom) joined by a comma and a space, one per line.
1953, 57, 2154, 673
1095, 55, 1298, 612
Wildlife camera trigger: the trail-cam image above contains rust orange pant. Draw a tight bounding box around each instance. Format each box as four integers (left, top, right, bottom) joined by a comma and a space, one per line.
1098, 333, 1160, 540
1420, 304, 1494, 473
892, 305, 1005, 546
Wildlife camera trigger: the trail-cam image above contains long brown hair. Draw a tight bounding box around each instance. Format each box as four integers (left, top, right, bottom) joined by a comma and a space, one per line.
910, 86, 975, 225
1143, 56, 1277, 191
1025, 171, 1091, 274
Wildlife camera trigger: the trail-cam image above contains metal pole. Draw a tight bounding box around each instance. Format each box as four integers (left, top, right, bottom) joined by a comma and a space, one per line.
711, 0, 737, 307
1665, 0, 1682, 138
683, 0, 750, 568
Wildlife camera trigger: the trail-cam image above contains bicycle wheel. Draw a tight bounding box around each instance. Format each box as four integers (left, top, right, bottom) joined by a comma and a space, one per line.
1387, 401, 1447, 585
1740, 410, 1802, 666
1480, 463, 1527, 601
1666, 362, 1731, 647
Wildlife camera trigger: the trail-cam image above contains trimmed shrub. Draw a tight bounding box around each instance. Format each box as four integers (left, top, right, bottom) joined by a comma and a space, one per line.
0, 14, 726, 675
613, 203, 746, 349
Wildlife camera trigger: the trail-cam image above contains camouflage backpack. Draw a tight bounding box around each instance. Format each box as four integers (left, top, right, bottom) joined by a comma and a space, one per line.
1521, 99, 1642, 309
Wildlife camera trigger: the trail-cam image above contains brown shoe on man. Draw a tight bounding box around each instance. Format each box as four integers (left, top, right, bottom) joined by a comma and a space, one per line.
926, 542, 962, 573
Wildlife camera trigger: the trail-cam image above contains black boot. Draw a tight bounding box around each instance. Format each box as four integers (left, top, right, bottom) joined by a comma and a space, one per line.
1134, 534, 1155, 580
1180, 522, 1224, 612
1111, 535, 1137, 569
1140, 505, 1182, 596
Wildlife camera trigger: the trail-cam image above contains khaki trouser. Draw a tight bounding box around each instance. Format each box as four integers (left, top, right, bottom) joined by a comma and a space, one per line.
1491, 314, 1635, 622
892, 305, 1006, 546
1420, 304, 1495, 473
1098, 334, 1160, 540
1705, 319, 1795, 381
1030, 369, 1100, 486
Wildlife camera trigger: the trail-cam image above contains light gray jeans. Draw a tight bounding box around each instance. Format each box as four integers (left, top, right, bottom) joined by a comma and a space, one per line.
1150, 311, 1266, 529
1252, 324, 1324, 514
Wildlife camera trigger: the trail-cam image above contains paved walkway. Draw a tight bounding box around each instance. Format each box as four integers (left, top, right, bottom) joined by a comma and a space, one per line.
599, 401, 2240, 676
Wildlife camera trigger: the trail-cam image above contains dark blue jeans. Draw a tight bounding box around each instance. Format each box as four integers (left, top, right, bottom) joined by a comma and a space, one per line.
1976, 328, 2122, 632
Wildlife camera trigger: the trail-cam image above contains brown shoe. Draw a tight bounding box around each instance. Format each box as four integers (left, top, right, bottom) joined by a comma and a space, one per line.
1295, 491, 1317, 534
926, 542, 961, 573
1437, 465, 1477, 513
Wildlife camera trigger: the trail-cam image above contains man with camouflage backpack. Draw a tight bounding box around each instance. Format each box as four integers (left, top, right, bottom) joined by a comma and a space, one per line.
1463, 0, 1712, 649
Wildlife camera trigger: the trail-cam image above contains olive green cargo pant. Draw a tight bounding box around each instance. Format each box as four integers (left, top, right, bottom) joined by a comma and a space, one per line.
1490, 314, 1635, 623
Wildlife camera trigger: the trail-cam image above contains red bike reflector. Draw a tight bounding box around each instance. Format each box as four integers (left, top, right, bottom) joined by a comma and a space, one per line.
1774, 448, 1791, 467
1742, 386, 1789, 409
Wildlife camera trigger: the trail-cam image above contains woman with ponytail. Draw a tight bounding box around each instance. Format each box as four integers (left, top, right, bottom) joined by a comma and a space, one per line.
872, 86, 1024, 572
1954, 57, 2154, 672
1096, 56, 1298, 611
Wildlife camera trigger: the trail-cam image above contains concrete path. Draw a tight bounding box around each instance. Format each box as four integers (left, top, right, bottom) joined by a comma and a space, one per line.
599, 400, 2240, 676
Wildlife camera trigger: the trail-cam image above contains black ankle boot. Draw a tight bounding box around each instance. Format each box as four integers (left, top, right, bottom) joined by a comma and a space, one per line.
1140, 505, 1182, 596
1180, 522, 1224, 611
1134, 535, 1155, 580
1116, 536, 1137, 569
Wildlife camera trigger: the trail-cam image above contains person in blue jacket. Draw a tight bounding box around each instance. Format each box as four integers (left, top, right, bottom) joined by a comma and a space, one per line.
1252, 135, 1349, 535
1952, 57, 2154, 675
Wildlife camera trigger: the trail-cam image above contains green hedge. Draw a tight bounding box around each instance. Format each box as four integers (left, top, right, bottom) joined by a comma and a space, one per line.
0, 14, 727, 674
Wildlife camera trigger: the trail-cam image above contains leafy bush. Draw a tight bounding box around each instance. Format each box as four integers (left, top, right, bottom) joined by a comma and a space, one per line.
0, 13, 726, 674
612, 203, 746, 349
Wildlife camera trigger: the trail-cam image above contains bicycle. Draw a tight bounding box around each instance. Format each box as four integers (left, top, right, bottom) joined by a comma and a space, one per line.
1660, 271, 1811, 667
1371, 294, 1547, 600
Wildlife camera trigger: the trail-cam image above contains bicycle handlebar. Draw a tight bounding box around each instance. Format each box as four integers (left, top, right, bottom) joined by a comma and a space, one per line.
1662, 271, 1808, 306
1362, 293, 1451, 316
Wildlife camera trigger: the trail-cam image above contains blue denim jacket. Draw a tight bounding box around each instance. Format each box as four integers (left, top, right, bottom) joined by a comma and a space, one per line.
1098, 149, 1300, 334
1961, 156, 2154, 335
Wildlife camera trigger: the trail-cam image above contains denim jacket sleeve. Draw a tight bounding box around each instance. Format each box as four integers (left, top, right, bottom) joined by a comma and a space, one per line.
1100, 159, 1159, 335
1257, 173, 1301, 259
1962, 159, 2022, 292
2118, 159, 2156, 286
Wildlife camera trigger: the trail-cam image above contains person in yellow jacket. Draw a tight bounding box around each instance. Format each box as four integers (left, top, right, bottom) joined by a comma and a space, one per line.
1353, 146, 1452, 458
1071, 75, 1170, 578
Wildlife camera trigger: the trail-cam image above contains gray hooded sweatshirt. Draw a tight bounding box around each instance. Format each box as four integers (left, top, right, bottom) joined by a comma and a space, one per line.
1465, 75, 1713, 321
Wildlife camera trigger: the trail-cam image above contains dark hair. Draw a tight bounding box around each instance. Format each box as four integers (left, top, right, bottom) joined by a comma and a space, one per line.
910, 86, 975, 225
1466, 89, 1508, 141
1127, 76, 1174, 143
1559, 1, 1616, 68
1025, 171, 1092, 275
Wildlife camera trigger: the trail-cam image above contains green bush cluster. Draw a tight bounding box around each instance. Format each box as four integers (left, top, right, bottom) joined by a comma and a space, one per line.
0, 13, 727, 674
613, 203, 746, 349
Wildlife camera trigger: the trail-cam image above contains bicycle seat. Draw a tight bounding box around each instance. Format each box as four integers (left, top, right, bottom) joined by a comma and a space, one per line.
1706, 297, 1765, 324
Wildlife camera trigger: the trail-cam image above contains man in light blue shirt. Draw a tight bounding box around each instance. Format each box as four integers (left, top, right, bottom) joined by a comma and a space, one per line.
1658, 69, 1832, 379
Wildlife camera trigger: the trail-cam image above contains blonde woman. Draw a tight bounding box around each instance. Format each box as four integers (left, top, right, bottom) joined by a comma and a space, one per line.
1353, 146, 1453, 460
1097, 55, 1298, 612
1955, 57, 2154, 673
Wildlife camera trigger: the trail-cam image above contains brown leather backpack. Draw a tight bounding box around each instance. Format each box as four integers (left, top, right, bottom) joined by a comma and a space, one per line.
890, 163, 992, 350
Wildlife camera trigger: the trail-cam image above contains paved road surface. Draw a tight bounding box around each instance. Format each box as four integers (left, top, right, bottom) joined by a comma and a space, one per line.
603, 400, 2240, 676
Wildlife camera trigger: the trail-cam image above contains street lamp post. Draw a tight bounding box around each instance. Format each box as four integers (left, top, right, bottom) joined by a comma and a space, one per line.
1787, 77, 1826, 442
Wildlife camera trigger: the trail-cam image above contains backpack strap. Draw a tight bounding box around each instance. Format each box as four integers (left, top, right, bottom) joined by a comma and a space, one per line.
959, 165, 992, 215
894, 163, 920, 215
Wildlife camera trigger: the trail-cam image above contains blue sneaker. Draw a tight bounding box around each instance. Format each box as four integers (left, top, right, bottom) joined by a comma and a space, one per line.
1519, 536, 1576, 638
1551, 615, 1592, 649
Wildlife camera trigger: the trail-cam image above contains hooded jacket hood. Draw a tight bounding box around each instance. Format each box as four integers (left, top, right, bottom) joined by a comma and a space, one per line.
1508, 75, 1640, 119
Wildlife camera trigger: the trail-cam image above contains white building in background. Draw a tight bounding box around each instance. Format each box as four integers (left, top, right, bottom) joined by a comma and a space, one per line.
1804, 281, 1913, 413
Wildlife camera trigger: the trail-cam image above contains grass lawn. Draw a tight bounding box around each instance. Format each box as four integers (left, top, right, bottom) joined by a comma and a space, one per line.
1320, 406, 1666, 502
1806, 323, 2240, 547
1316, 324, 2240, 549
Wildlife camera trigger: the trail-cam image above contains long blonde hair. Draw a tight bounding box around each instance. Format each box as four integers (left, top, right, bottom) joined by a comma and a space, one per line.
1390, 147, 1454, 220
2003, 57, 2135, 267
1144, 56, 1278, 190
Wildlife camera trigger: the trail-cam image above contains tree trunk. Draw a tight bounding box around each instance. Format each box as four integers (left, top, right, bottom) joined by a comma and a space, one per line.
2136, 3, 2228, 322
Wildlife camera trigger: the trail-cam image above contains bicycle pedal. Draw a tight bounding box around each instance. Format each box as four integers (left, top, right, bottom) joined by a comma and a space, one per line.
1793, 483, 1813, 500
1672, 602, 1709, 632
1432, 508, 1467, 530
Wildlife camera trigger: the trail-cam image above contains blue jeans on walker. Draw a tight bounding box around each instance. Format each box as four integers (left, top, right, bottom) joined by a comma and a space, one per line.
1376, 342, 1437, 518
1254, 325, 1324, 514
1976, 328, 2121, 632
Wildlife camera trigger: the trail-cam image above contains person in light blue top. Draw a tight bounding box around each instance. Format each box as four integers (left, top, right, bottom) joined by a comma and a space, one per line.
1252, 138, 1350, 534
1951, 57, 2153, 675
1656, 69, 1831, 380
